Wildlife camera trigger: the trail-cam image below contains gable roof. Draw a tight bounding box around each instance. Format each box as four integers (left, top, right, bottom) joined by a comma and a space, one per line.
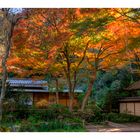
125, 81, 140, 90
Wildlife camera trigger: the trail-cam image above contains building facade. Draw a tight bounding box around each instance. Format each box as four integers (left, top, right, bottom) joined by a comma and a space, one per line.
5, 79, 80, 108
119, 81, 140, 116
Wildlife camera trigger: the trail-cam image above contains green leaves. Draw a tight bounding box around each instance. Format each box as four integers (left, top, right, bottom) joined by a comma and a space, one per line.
110, 80, 121, 91
70, 14, 115, 37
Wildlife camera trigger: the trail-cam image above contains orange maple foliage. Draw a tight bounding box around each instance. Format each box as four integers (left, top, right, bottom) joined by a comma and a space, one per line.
4, 8, 140, 80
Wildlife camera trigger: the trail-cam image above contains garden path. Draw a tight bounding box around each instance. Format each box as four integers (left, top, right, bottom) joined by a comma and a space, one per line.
85, 122, 140, 132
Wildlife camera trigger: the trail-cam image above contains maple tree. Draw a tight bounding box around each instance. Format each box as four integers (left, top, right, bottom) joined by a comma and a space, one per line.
107, 9, 140, 76
8, 9, 87, 111
6, 9, 73, 110
70, 8, 140, 111
7, 9, 72, 77
53, 37, 90, 110
2, 8, 140, 112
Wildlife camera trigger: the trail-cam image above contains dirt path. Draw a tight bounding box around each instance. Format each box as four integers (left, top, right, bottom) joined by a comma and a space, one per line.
85, 122, 140, 132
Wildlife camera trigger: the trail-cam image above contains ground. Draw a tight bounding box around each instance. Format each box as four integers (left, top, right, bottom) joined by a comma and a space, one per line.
85, 122, 140, 132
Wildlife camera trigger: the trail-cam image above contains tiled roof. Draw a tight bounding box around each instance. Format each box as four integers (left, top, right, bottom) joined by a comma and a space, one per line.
7, 79, 48, 88
3, 79, 83, 93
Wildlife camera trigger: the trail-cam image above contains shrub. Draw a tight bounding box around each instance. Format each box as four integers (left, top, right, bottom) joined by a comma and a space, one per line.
0, 126, 11, 132
37, 123, 48, 132
18, 119, 84, 132
45, 104, 72, 120
46, 120, 66, 131
75, 103, 106, 123
107, 113, 140, 123
27, 109, 45, 121
19, 121, 36, 132
91, 112, 106, 124
74, 111, 94, 123
28, 104, 72, 121
48, 104, 71, 115
64, 117, 83, 124
2, 113, 15, 123
27, 115, 39, 124
45, 120, 84, 132
3, 104, 71, 122
3, 99, 16, 112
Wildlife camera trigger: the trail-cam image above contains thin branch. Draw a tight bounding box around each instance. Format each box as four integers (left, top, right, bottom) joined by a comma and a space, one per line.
100, 50, 122, 60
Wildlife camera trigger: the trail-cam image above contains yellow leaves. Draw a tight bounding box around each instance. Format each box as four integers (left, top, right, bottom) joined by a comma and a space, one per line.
74, 52, 82, 57
109, 8, 131, 19
83, 36, 91, 44
109, 9, 122, 18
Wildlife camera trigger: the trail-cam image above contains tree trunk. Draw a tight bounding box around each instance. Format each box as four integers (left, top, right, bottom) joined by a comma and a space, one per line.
80, 72, 96, 112
0, 9, 14, 121
67, 65, 74, 112
68, 88, 74, 112
69, 92, 74, 112
0, 53, 8, 121
0, 9, 25, 121
1, 48, 8, 97
55, 79, 59, 104
67, 73, 74, 111
0, 98, 3, 121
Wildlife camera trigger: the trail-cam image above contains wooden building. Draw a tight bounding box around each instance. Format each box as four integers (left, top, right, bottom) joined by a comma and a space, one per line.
6, 79, 81, 108
119, 81, 140, 116
119, 97, 140, 116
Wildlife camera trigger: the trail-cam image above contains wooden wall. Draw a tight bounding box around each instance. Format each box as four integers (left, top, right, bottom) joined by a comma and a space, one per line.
120, 102, 140, 116
135, 103, 140, 116
33, 92, 78, 108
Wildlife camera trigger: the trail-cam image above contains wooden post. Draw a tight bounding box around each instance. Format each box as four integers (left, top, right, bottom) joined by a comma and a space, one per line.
126, 103, 127, 113
66, 94, 68, 107
33, 93, 34, 106
66, 94, 67, 107
134, 102, 135, 115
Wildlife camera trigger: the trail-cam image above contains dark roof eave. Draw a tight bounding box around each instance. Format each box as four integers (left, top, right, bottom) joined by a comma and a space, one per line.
11, 89, 48, 93
119, 97, 140, 102
10, 90, 83, 94
125, 81, 140, 91
124, 88, 140, 91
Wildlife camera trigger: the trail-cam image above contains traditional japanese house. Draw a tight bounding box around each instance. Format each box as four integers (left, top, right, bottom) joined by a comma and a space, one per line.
119, 81, 140, 116
5, 79, 81, 108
